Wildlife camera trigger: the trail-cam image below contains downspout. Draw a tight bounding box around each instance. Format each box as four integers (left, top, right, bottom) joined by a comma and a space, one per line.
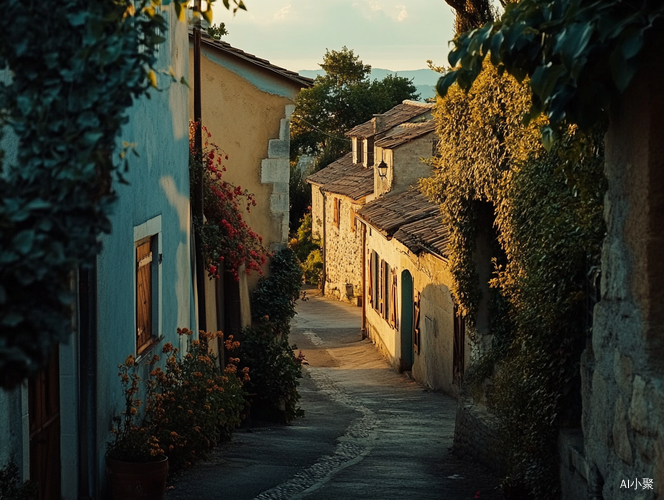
321, 191, 327, 295
192, 0, 207, 331
361, 220, 367, 339
77, 262, 97, 500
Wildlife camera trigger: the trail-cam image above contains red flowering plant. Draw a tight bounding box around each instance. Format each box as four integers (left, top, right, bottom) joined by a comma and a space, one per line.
189, 121, 270, 281
106, 354, 164, 463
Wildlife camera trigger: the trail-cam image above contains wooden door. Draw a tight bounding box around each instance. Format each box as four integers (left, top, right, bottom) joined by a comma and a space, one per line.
29, 346, 61, 500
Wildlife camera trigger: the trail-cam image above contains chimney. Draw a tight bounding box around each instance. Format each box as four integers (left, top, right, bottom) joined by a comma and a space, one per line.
373, 114, 386, 134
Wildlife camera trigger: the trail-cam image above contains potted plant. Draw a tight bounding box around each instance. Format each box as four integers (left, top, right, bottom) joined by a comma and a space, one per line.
106, 354, 168, 500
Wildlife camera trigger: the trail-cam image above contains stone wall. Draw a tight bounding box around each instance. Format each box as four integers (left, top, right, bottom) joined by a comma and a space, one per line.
578, 39, 664, 499
453, 397, 506, 476
322, 194, 364, 304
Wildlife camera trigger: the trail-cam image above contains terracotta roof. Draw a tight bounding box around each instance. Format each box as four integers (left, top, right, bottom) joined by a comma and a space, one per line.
345, 100, 434, 139
393, 214, 449, 259
195, 33, 314, 88
374, 120, 436, 149
306, 153, 374, 201
357, 189, 439, 237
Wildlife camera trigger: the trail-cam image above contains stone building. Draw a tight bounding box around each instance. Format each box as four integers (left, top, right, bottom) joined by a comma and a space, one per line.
357, 189, 467, 394
188, 33, 312, 334
307, 152, 374, 303
308, 99, 465, 394
307, 100, 434, 304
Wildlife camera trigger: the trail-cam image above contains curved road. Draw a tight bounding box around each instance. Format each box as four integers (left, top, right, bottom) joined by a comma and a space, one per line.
166, 287, 501, 500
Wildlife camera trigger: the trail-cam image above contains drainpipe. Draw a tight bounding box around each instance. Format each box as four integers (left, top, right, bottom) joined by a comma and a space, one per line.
78, 263, 97, 500
193, 0, 207, 332
321, 191, 327, 295
361, 221, 367, 339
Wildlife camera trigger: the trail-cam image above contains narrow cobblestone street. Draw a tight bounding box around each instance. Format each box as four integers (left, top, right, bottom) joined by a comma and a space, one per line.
166, 287, 501, 500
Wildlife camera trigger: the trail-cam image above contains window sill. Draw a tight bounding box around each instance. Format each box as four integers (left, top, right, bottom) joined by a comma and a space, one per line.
136, 335, 165, 363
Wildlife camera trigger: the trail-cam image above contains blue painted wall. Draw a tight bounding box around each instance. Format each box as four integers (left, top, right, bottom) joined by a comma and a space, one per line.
93, 8, 193, 492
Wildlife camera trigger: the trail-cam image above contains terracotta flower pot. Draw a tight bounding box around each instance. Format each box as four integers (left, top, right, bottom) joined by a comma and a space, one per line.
106, 455, 169, 500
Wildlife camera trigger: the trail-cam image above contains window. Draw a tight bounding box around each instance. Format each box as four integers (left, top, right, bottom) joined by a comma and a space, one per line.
381, 260, 390, 320
370, 251, 379, 310
413, 291, 421, 354
389, 269, 398, 329
356, 140, 364, 165
333, 198, 340, 227
134, 215, 162, 355
136, 236, 155, 353
350, 208, 356, 232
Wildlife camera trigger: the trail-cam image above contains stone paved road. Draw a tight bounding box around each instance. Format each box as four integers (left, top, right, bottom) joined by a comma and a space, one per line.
166, 288, 502, 500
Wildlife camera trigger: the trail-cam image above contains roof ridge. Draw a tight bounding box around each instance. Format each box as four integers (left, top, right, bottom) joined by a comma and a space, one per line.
402, 99, 435, 108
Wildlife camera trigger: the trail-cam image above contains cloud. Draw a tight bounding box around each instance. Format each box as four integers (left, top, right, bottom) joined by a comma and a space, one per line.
273, 4, 291, 20
397, 5, 408, 21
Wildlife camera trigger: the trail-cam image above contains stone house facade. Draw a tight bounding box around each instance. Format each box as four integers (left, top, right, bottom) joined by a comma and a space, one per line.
357, 189, 467, 395
307, 100, 435, 304
307, 153, 373, 303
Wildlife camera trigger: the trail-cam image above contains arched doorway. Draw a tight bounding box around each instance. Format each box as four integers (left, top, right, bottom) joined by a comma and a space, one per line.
400, 270, 414, 372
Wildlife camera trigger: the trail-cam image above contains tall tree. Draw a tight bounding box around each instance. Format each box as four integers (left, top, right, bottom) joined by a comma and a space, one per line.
290, 47, 419, 166
444, 0, 494, 33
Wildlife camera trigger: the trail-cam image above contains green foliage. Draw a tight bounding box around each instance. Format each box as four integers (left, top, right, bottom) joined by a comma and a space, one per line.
0, 0, 243, 389
437, 0, 664, 143
238, 323, 303, 423
289, 161, 312, 231
289, 211, 323, 285
422, 65, 605, 497
251, 248, 303, 336
0, 460, 37, 500
443, 0, 494, 34
290, 46, 419, 163
241, 248, 304, 422
421, 65, 541, 323
207, 23, 228, 40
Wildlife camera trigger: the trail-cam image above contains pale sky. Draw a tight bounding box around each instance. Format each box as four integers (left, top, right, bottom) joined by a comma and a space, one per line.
210, 0, 457, 73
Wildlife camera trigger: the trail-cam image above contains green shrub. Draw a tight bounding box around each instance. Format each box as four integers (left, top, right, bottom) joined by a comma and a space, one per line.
0, 461, 36, 500
289, 211, 323, 285
251, 248, 302, 336
238, 323, 303, 423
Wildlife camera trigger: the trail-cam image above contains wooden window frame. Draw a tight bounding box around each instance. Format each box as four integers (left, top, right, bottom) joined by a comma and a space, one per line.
413, 291, 421, 354
333, 197, 340, 227
134, 215, 162, 356
389, 269, 397, 329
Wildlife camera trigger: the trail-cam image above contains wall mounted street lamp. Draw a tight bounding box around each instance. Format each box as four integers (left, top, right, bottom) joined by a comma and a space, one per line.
377, 160, 388, 179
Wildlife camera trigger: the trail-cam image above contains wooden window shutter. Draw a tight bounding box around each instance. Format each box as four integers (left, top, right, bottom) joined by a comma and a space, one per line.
379, 260, 385, 316
136, 238, 153, 353
390, 270, 397, 328
367, 251, 373, 307
333, 198, 339, 227
413, 291, 421, 354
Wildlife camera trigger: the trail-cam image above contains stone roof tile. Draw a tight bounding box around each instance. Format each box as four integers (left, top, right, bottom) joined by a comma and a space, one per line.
306, 153, 374, 201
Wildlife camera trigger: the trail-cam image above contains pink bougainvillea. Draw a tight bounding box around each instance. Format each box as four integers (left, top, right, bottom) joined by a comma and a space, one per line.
189, 121, 270, 281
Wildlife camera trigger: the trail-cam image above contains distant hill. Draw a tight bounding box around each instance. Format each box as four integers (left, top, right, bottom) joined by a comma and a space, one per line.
298, 68, 439, 101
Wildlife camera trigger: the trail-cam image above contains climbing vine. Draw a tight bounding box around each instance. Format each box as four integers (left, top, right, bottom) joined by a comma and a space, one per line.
421, 65, 605, 498
436, 0, 664, 146
189, 122, 269, 282
0, 0, 244, 388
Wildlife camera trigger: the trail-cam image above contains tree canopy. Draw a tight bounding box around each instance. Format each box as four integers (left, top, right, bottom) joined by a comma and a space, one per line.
290, 47, 420, 165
